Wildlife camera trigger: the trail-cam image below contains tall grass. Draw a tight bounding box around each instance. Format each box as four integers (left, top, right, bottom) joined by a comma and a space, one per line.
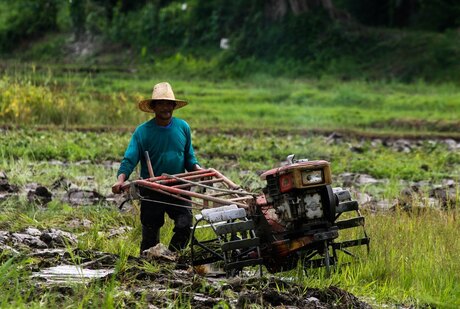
290, 209, 460, 308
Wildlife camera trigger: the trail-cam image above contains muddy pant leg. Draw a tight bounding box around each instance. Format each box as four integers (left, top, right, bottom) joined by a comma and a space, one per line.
169, 225, 192, 252
140, 225, 160, 254
166, 197, 193, 252
139, 188, 165, 254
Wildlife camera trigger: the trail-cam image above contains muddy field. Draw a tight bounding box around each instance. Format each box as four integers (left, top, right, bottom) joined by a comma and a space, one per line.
1, 134, 458, 308
0, 225, 373, 308
1, 133, 458, 212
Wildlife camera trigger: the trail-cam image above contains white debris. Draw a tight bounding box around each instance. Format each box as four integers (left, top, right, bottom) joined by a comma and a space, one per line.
220, 38, 229, 49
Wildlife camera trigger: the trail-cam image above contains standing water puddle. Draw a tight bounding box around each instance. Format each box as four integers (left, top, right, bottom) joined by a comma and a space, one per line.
33, 265, 114, 284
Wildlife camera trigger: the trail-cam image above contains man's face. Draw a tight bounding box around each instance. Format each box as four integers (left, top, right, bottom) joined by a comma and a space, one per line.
152, 100, 176, 121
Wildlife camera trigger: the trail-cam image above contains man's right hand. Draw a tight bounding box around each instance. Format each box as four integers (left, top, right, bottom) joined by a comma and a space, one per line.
112, 174, 126, 194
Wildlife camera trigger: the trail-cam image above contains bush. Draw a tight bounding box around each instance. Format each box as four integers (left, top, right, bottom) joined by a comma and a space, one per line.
0, 0, 59, 53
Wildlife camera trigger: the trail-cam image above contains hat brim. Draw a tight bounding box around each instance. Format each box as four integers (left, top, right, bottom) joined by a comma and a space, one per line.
138, 99, 188, 113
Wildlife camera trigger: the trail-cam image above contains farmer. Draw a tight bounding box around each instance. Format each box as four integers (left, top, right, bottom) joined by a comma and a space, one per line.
112, 82, 201, 253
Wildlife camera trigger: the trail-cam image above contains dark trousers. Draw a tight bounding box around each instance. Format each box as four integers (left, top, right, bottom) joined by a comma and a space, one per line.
139, 187, 192, 253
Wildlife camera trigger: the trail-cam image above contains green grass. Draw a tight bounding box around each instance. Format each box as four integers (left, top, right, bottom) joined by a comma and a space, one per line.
291, 209, 460, 308
1, 129, 458, 190
1, 63, 459, 137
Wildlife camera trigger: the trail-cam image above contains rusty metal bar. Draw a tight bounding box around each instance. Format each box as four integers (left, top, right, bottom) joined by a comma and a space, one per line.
208, 191, 238, 197
173, 178, 224, 189
135, 180, 249, 208
163, 173, 257, 196
155, 172, 219, 185
228, 196, 255, 202
210, 169, 240, 189
137, 183, 207, 208
142, 169, 216, 184
146, 169, 214, 180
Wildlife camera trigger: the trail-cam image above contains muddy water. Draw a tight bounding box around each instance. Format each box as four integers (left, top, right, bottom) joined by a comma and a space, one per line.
33, 265, 114, 284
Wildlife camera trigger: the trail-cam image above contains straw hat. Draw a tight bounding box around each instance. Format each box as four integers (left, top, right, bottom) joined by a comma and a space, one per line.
138, 82, 187, 113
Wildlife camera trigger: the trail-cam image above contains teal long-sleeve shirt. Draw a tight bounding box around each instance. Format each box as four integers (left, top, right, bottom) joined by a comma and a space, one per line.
117, 117, 199, 180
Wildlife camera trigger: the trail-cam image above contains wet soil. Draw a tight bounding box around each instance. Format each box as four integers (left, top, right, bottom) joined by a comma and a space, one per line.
0, 131, 458, 210
0, 226, 372, 308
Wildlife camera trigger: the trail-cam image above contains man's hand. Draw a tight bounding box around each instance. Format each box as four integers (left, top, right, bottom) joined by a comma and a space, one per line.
112, 174, 126, 194
192, 164, 203, 171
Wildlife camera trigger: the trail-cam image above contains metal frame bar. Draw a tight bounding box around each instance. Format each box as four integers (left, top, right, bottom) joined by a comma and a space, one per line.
124, 169, 255, 209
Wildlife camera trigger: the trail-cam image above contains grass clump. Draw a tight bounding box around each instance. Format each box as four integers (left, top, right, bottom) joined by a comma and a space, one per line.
286, 209, 460, 308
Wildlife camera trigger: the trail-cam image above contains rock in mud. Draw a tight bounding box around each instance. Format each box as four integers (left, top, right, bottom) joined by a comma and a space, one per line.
444, 139, 460, 151
349, 142, 366, 153
430, 186, 458, 209
11, 232, 48, 248
0, 231, 9, 244
392, 139, 413, 153
353, 191, 373, 206
0, 171, 19, 200
24, 227, 42, 236
326, 132, 344, 144
0, 171, 18, 191
75, 160, 92, 165
101, 161, 120, 169
0, 228, 78, 251
230, 278, 371, 309
0, 244, 20, 255
40, 229, 77, 248
396, 179, 459, 211
357, 174, 382, 185
64, 189, 105, 206
107, 226, 132, 238
338, 173, 382, 187
51, 177, 77, 191
67, 218, 93, 229
26, 184, 53, 205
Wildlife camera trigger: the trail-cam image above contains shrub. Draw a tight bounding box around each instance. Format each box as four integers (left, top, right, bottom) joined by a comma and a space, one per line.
0, 0, 59, 52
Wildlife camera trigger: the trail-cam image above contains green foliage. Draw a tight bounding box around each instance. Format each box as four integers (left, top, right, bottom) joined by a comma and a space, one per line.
69, 0, 87, 38
1, 1, 460, 81
336, 0, 460, 30
0, 74, 84, 125
0, 0, 59, 53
